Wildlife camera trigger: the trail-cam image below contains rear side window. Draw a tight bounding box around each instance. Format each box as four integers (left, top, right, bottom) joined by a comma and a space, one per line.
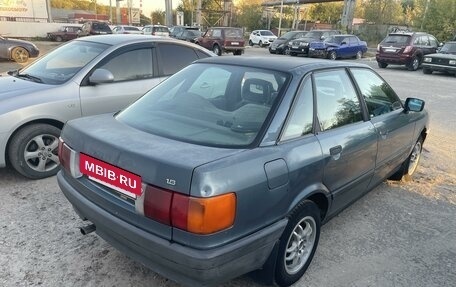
158, 44, 199, 75
314, 69, 362, 131
350, 68, 402, 118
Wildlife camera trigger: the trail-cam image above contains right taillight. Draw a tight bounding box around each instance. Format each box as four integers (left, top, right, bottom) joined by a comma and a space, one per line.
143, 184, 236, 235
403, 45, 413, 54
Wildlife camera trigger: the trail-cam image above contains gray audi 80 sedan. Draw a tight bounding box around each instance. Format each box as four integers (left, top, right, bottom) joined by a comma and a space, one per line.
57, 57, 428, 287
0, 34, 214, 179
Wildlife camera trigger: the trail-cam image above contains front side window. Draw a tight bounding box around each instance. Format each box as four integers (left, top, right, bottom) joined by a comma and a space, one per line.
350, 68, 402, 118
213, 29, 222, 37
282, 76, 313, 141
314, 69, 362, 131
99, 48, 153, 82
116, 63, 289, 147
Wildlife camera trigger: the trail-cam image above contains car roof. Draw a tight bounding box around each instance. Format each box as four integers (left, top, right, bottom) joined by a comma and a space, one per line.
388, 32, 427, 36
195, 56, 368, 73
74, 34, 197, 47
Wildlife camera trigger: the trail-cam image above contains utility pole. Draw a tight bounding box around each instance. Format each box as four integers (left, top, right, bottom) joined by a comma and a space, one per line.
165, 0, 173, 26
116, 0, 121, 24
341, 0, 356, 33
278, 0, 283, 36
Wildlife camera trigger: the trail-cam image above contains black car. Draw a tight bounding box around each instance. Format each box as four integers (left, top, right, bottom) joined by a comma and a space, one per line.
422, 41, 456, 75
0, 35, 39, 63
289, 30, 341, 56
269, 30, 307, 55
175, 29, 202, 43
78, 21, 112, 37
376, 32, 439, 71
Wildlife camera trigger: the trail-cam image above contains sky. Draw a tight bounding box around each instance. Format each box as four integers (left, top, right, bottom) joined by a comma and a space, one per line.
98, 0, 179, 17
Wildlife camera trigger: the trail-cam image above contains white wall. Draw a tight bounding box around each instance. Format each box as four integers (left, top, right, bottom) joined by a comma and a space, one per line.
0, 22, 82, 38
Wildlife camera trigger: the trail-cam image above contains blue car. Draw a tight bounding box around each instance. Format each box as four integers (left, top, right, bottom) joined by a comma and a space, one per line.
309, 34, 367, 60
58, 57, 428, 287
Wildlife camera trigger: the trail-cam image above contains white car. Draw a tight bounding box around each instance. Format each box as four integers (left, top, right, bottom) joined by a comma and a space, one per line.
249, 30, 277, 47
142, 25, 170, 37
112, 25, 143, 34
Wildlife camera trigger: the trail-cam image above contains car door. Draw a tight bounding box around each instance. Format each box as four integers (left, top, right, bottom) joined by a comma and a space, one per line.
337, 37, 352, 58
313, 69, 377, 215
79, 43, 160, 116
349, 68, 415, 188
199, 29, 214, 49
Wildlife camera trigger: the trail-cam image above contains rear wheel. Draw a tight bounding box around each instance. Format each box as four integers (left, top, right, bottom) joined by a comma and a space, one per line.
249, 40, 253, 46
11, 47, 29, 63
8, 124, 61, 179
275, 200, 321, 287
407, 57, 420, 71
356, 50, 363, 59
378, 62, 388, 68
212, 44, 221, 56
423, 68, 432, 74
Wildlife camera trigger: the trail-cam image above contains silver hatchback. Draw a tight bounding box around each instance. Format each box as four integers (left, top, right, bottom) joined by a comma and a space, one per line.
0, 35, 214, 179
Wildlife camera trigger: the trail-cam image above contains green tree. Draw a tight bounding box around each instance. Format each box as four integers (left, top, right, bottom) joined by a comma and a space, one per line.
235, 0, 264, 31
151, 9, 165, 25
308, 2, 344, 24
413, 0, 456, 40
362, 0, 404, 25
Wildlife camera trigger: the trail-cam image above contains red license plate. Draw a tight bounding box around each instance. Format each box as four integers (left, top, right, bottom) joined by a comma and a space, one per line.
79, 153, 142, 198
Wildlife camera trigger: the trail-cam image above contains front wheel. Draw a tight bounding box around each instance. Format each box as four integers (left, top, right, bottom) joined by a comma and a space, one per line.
212, 44, 221, 56
275, 200, 321, 287
283, 46, 290, 55
259, 40, 263, 47
423, 68, 432, 74
8, 124, 61, 179
389, 136, 423, 182
328, 51, 337, 60
378, 62, 388, 68
11, 47, 29, 63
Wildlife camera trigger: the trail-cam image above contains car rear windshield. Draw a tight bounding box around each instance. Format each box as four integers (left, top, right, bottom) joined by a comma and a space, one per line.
155, 26, 169, 32
224, 28, 243, 38
125, 26, 140, 31
116, 63, 289, 148
382, 35, 410, 45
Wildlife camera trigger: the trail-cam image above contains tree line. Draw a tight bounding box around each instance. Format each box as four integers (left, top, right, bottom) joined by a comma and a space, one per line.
51, 0, 456, 41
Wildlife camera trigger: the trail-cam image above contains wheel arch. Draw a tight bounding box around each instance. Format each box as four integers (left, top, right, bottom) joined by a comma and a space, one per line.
5, 119, 65, 166
286, 184, 331, 222
7, 45, 31, 59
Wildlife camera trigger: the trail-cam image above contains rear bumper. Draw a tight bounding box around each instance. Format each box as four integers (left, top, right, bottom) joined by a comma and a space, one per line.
57, 171, 287, 286
376, 53, 412, 65
223, 46, 245, 52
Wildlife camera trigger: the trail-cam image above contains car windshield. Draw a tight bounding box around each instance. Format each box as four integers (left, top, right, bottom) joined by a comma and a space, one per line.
188, 30, 201, 37
18, 40, 109, 85
260, 31, 274, 36
116, 63, 289, 148
440, 42, 456, 54
93, 23, 111, 31
325, 36, 343, 44
382, 35, 410, 45
304, 31, 322, 38
124, 26, 140, 31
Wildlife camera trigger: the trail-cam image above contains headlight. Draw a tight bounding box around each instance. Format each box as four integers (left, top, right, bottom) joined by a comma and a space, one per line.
423, 57, 432, 63
289, 41, 293, 45
449, 60, 456, 65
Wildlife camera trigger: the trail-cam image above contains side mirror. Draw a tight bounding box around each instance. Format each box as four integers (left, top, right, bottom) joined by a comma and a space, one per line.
404, 97, 425, 112
89, 68, 114, 85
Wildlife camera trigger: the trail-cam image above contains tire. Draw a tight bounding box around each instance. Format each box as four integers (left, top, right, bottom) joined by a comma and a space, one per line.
55, 36, 63, 42
283, 46, 290, 55
423, 68, 432, 74
389, 136, 423, 182
407, 57, 420, 71
378, 62, 388, 68
290, 52, 297, 56
11, 47, 29, 63
259, 40, 263, 47
8, 124, 61, 179
275, 200, 321, 287
356, 50, 363, 59
212, 44, 221, 56
249, 40, 253, 46
328, 51, 337, 60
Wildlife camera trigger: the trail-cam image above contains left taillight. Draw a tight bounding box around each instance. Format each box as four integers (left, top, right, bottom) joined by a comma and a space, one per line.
58, 138, 82, 178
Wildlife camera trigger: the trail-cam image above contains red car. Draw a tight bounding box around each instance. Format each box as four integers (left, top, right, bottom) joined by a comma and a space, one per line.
47, 26, 81, 42
196, 27, 245, 56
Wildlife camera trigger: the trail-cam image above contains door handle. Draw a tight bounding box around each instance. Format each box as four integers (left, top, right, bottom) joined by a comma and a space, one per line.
329, 145, 342, 155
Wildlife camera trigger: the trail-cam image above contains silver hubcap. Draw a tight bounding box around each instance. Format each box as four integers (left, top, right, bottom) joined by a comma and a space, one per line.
284, 216, 316, 275
24, 134, 60, 172
213, 46, 220, 54
413, 58, 419, 70
330, 52, 336, 60
407, 141, 422, 175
